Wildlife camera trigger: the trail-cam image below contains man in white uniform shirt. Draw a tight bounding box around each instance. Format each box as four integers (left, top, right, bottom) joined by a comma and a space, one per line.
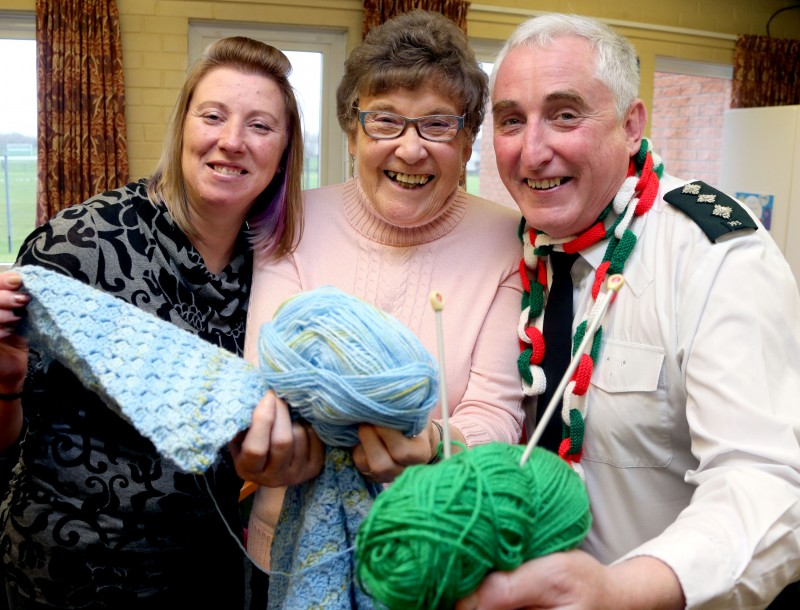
458, 13, 800, 610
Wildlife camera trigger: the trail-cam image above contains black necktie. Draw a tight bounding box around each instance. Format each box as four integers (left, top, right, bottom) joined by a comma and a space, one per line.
538, 251, 579, 452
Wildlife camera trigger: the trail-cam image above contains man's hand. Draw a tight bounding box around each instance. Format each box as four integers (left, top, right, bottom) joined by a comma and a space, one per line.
455, 551, 685, 610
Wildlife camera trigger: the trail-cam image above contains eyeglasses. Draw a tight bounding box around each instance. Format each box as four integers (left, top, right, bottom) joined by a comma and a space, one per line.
357, 109, 465, 143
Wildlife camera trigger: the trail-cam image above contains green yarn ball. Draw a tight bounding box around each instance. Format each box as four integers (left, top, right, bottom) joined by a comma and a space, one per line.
355, 443, 591, 610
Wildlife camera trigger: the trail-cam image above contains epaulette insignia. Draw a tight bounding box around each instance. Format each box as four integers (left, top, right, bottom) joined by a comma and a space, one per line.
664, 181, 758, 242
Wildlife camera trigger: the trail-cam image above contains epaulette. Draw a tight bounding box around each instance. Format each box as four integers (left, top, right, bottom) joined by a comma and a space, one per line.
664, 180, 757, 243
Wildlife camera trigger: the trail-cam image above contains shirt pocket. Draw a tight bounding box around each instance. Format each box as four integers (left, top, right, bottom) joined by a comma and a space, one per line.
583, 339, 671, 468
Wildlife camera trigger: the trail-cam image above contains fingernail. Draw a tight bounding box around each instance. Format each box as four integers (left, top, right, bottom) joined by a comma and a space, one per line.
7, 275, 21, 289
14, 294, 30, 305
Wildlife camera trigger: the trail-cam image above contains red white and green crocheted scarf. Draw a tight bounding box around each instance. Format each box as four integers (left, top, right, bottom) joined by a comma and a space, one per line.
517, 138, 664, 478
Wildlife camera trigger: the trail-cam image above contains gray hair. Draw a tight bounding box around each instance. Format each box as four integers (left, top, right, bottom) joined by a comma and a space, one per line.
491, 13, 640, 120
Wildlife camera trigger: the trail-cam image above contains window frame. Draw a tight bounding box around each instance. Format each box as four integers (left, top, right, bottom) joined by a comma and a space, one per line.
0, 10, 36, 268
654, 56, 733, 79
0, 10, 35, 40
462, 38, 517, 207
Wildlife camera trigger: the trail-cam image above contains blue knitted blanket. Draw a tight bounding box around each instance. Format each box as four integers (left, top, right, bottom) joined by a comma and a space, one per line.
16, 265, 266, 474
268, 447, 382, 609
16, 266, 440, 609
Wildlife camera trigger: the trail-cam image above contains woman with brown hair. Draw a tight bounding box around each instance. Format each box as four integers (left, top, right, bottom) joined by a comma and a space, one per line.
0, 36, 305, 609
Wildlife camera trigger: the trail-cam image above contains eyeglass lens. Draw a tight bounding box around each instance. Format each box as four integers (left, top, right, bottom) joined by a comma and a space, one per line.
361, 111, 461, 142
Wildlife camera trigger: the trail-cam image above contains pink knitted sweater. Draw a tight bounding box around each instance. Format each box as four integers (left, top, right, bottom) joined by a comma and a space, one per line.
244, 178, 525, 564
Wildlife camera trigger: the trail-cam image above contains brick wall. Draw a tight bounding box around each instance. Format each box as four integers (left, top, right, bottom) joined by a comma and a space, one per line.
650, 73, 732, 185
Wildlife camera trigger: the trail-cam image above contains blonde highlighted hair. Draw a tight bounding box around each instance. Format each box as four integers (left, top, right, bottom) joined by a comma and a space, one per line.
147, 36, 303, 258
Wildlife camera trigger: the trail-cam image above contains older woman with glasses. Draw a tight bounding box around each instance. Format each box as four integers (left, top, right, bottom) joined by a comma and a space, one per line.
234, 9, 526, 594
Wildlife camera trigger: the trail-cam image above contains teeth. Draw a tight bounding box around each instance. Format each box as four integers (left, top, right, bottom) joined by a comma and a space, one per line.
387, 171, 431, 186
526, 177, 562, 189
211, 165, 244, 176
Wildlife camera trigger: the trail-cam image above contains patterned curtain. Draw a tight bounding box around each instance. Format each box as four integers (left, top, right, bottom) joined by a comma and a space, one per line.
35, 0, 128, 225
362, 0, 470, 37
731, 34, 800, 108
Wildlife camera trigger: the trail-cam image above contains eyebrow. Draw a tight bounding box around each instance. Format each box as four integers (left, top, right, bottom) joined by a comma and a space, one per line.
194, 100, 282, 124
492, 90, 588, 116
491, 99, 518, 115
362, 102, 459, 116
545, 90, 586, 107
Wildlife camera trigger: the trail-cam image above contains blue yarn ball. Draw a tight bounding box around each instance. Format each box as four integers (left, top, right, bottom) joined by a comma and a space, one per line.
258, 286, 440, 446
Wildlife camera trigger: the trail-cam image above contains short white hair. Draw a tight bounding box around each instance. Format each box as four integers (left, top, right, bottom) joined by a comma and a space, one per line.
490, 13, 640, 120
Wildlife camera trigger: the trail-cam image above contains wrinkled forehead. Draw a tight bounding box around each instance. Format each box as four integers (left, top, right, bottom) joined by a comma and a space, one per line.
493, 40, 600, 97
492, 35, 598, 90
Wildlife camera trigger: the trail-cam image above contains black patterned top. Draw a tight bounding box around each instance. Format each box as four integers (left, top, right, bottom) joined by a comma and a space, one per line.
0, 180, 252, 608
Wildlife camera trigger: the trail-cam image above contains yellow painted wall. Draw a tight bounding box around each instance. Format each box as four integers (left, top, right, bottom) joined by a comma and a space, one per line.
1, 0, 798, 178
470, 0, 799, 39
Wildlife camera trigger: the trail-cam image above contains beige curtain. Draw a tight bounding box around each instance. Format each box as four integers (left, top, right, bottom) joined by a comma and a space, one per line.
35, 0, 129, 225
731, 34, 800, 108
362, 0, 470, 37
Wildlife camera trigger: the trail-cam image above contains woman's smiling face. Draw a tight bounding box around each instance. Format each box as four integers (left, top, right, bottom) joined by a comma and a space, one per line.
181, 66, 288, 225
349, 84, 472, 228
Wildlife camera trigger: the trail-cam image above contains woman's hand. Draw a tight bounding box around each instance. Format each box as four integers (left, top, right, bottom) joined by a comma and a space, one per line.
352, 418, 459, 484
229, 390, 324, 487
0, 271, 30, 339
0, 271, 30, 451
0, 271, 31, 386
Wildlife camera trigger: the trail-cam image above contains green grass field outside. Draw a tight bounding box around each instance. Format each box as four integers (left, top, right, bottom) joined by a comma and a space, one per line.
466, 174, 479, 194
303, 155, 319, 190
0, 156, 37, 264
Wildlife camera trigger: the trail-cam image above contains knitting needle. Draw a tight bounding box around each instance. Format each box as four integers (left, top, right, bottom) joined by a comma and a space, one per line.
519, 274, 625, 467
429, 290, 451, 459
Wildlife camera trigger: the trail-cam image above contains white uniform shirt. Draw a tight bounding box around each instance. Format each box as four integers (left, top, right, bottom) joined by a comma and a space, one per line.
559, 173, 800, 609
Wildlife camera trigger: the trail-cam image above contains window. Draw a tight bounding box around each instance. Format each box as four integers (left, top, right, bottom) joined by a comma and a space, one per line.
189, 23, 347, 188
650, 58, 733, 186
0, 11, 36, 265
468, 39, 516, 209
